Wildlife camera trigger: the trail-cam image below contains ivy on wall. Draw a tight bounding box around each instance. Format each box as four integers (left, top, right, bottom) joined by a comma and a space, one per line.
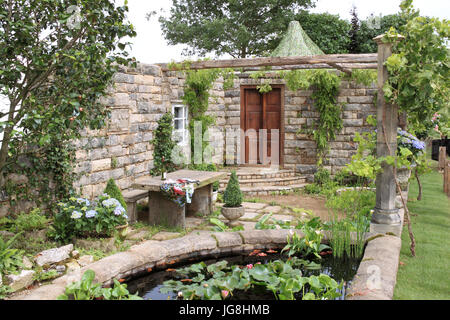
248, 68, 377, 165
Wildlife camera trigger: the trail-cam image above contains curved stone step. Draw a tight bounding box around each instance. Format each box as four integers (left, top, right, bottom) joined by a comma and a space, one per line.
221, 183, 308, 196
219, 176, 306, 189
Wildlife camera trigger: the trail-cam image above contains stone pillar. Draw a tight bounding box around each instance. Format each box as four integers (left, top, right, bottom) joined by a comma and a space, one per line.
148, 191, 186, 229
371, 34, 404, 235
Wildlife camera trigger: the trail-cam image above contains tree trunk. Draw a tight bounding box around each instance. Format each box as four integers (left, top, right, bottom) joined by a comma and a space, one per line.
415, 168, 422, 201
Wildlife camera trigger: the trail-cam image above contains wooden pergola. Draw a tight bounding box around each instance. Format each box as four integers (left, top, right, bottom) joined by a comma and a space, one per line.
159, 35, 404, 235
159, 53, 377, 75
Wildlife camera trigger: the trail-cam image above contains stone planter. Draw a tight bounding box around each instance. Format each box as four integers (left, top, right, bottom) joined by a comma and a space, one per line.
395, 166, 413, 208
221, 206, 244, 227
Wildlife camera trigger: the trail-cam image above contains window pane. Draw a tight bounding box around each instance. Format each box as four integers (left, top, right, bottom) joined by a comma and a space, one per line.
174, 107, 182, 119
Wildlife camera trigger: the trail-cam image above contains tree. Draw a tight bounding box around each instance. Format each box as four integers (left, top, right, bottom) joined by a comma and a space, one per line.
157, 0, 316, 58
296, 12, 351, 54
348, 5, 360, 53
0, 1, 136, 197
356, 14, 406, 53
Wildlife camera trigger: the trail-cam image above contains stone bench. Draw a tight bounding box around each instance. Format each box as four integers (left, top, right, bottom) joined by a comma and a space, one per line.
123, 189, 149, 224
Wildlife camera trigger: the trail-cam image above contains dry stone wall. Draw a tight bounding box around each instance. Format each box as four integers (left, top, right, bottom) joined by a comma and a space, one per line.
1, 63, 377, 215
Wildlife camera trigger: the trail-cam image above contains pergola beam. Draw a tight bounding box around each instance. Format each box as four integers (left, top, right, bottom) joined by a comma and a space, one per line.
159, 54, 378, 71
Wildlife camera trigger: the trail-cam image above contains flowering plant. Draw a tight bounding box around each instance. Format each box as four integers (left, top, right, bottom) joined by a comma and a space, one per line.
430, 112, 450, 138
397, 129, 426, 159
54, 194, 128, 239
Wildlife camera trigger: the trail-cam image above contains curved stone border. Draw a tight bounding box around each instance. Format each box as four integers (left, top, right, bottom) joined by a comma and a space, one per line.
345, 234, 402, 300
12, 228, 401, 300
12, 229, 303, 300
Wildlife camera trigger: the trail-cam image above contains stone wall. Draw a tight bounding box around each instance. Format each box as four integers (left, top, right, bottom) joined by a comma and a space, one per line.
223, 73, 377, 181
1, 63, 377, 215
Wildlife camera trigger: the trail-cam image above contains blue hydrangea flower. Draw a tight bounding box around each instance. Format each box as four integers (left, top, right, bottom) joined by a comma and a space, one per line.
71, 211, 83, 219
102, 198, 121, 208
113, 206, 126, 216
85, 210, 98, 218
412, 140, 425, 150
76, 198, 90, 206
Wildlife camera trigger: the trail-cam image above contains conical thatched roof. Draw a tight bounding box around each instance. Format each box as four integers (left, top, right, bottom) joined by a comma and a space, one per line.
271, 21, 324, 57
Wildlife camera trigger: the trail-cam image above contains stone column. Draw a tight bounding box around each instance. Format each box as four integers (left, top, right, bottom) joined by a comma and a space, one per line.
371, 34, 404, 235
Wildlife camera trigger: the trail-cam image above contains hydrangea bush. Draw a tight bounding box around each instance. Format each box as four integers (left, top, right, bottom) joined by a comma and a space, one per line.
397, 129, 426, 158
49, 194, 128, 243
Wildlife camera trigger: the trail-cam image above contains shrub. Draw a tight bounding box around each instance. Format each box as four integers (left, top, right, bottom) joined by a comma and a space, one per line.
48, 194, 128, 244
151, 112, 176, 176
314, 168, 331, 185
12, 208, 50, 232
104, 179, 127, 211
0, 232, 24, 275
223, 171, 243, 208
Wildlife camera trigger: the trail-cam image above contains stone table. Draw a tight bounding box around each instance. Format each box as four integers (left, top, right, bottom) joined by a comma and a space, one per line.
132, 170, 227, 229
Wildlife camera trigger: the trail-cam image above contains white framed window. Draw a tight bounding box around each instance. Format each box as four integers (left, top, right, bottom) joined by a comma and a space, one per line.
172, 104, 189, 145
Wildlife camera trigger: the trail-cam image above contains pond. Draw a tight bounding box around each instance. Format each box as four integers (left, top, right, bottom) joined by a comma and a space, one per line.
126, 248, 362, 300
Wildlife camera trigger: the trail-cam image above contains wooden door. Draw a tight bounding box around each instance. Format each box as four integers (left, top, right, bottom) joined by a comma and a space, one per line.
242, 88, 281, 165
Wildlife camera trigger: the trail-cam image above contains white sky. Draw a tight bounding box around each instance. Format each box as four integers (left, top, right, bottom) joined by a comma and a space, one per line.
1, 0, 449, 143
123, 0, 450, 64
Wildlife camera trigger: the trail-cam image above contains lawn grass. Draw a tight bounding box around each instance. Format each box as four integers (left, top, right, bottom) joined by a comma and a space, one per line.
393, 170, 450, 300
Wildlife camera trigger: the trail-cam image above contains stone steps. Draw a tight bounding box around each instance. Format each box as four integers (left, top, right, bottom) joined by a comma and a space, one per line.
219, 176, 306, 189
219, 168, 307, 196
238, 184, 308, 196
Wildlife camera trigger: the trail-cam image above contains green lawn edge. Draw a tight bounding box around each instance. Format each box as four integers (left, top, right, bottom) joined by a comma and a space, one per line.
393, 170, 450, 300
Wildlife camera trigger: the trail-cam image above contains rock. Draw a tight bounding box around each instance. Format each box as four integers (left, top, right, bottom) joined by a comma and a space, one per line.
242, 202, 267, 210
71, 250, 80, 259
126, 230, 148, 241
77, 255, 94, 267
75, 238, 116, 252
65, 260, 81, 273
151, 232, 182, 241
0, 230, 15, 239
22, 256, 33, 269
54, 265, 66, 274
5, 270, 35, 292
261, 206, 282, 214
34, 244, 74, 267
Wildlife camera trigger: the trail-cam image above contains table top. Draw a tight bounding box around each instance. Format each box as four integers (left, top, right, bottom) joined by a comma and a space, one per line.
132, 170, 228, 192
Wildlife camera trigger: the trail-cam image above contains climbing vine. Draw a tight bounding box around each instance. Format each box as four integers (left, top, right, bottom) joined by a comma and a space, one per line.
169, 61, 237, 167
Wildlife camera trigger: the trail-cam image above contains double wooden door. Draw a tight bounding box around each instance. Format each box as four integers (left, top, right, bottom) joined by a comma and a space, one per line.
241, 87, 282, 165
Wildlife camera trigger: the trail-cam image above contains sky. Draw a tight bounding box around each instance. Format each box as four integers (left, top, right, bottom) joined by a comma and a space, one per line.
122, 0, 450, 64
1, 0, 449, 143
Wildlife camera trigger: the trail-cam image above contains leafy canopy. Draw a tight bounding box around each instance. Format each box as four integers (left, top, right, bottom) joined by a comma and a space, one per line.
0, 1, 136, 200
157, 0, 316, 58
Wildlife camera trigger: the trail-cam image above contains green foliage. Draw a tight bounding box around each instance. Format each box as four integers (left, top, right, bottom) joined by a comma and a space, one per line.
0, 0, 136, 209
314, 168, 331, 186
104, 179, 127, 211
8, 208, 50, 233
325, 189, 374, 259
209, 218, 243, 232
223, 171, 243, 208
48, 194, 128, 244
0, 232, 24, 275
151, 112, 177, 176
161, 258, 341, 300
58, 269, 142, 300
157, 0, 316, 58
346, 70, 377, 87
383, 0, 450, 130
296, 12, 351, 54
33, 269, 59, 283
0, 284, 12, 300
283, 227, 330, 259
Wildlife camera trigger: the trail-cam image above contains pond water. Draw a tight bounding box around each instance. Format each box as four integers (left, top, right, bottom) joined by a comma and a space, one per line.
126, 249, 361, 300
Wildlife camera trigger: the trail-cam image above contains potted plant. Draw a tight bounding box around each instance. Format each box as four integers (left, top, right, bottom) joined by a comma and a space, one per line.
221, 171, 244, 227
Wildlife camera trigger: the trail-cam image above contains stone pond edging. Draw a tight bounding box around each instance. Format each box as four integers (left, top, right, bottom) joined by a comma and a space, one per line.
12, 228, 402, 300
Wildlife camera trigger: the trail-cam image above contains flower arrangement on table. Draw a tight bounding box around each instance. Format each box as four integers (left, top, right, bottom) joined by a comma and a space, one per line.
53, 194, 128, 239
160, 179, 198, 207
